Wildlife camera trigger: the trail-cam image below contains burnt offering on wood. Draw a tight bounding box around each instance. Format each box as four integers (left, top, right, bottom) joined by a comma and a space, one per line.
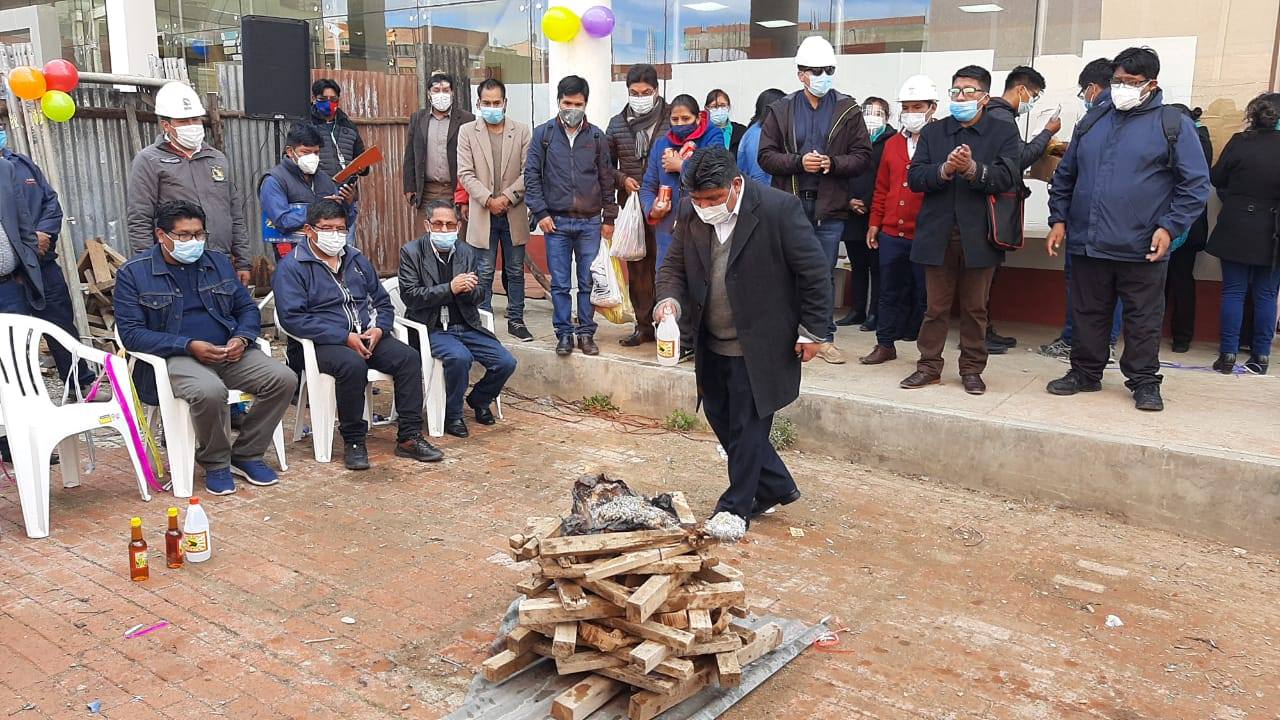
483, 475, 779, 720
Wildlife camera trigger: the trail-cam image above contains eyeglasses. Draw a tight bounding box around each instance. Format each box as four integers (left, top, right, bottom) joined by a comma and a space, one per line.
166, 231, 206, 243
800, 66, 836, 77
1111, 77, 1149, 88
948, 87, 987, 100
428, 221, 460, 232
706, 102, 730, 110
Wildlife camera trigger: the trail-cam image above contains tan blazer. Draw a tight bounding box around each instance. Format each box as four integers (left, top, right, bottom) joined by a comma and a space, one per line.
456, 117, 532, 249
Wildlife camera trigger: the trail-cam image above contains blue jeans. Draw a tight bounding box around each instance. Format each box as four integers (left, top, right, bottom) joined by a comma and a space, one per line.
545, 215, 601, 339
1218, 260, 1280, 356
1063, 253, 1122, 345
875, 234, 926, 348
1, 266, 95, 389
428, 324, 517, 422
800, 197, 843, 340
477, 215, 526, 321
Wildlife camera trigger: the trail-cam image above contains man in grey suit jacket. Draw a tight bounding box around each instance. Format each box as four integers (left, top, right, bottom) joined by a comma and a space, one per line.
655, 147, 830, 527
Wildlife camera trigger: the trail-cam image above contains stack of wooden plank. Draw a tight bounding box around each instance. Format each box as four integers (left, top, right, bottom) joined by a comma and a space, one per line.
482, 492, 783, 720
76, 238, 128, 341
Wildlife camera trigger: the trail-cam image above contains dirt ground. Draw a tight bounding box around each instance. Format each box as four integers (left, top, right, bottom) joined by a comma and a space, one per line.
1, 394, 1277, 720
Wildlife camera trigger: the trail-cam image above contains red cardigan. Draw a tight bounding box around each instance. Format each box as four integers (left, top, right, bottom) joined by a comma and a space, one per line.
869, 132, 924, 241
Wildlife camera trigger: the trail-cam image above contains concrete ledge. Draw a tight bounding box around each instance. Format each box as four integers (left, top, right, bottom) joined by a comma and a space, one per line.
506, 343, 1280, 552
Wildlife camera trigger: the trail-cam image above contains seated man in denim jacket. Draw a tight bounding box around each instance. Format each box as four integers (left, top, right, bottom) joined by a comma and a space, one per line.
114, 200, 297, 495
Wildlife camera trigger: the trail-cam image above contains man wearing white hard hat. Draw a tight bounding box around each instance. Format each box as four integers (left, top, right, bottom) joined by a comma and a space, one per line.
126, 81, 250, 284
758, 35, 872, 366
860, 75, 937, 367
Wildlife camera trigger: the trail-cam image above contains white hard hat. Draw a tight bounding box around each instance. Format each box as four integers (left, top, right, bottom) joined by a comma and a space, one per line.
897, 74, 938, 103
795, 36, 837, 68
154, 81, 205, 119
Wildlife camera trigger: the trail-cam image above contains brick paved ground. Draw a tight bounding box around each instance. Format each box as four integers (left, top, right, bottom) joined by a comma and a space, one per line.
1, 394, 1278, 720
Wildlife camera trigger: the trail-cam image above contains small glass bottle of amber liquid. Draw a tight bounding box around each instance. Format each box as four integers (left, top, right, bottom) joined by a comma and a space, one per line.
129, 517, 149, 581
165, 507, 184, 569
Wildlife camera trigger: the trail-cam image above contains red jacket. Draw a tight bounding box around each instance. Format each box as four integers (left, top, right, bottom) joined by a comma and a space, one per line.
869, 132, 924, 241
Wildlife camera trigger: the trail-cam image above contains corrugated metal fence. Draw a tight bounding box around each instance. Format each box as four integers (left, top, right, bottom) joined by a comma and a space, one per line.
3, 53, 449, 276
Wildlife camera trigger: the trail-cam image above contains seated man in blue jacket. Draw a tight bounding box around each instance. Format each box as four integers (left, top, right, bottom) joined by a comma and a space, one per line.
1046, 47, 1211, 412
259, 124, 355, 259
398, 200, 517, 438
273, 199, 442, 470
114, 201, 297, 495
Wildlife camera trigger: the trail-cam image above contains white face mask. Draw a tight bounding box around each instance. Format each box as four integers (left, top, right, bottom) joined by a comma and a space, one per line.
1111, 82, 1149, 112
430, 91, 453, 112
313, 229, 348, 257
863, 114, 885, 133
171, 123, 205, 151
295, 152, 320, 175
900, 112, 928, 133
628, 94, 656, 115
693, 181, 740, 226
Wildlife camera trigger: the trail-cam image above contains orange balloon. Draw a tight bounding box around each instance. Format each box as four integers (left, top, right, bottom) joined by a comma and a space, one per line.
8, 66, 46, 101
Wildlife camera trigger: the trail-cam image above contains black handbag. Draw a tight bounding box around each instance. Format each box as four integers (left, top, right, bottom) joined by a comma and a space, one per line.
986, 181, 1029, 251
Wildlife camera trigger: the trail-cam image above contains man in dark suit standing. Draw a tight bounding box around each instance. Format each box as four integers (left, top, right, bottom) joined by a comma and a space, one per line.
655, 147, 830, 527
901, 65, 1022, 396
404, 73, 475, 223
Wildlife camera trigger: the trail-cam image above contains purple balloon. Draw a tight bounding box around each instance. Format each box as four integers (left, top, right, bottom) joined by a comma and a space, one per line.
581, 5, 615, 38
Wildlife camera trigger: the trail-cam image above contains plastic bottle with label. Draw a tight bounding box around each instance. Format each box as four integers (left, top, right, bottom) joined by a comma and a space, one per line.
165, 507, 184, 569
656, 314, 679, 367
128, 517, 149, 581
183, 497, 211, 563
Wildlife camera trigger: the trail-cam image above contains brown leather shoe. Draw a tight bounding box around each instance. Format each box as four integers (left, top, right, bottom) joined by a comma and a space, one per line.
899, 370, 940, 389
961, 374, 986, 395
859, 345, 897, 365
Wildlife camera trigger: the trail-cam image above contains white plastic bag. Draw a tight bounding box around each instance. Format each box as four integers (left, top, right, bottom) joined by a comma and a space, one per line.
590, 241, 623, 308
610, 194, 647, 261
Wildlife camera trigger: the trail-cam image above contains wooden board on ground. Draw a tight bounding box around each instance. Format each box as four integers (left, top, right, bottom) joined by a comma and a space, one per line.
584, 543, 693, 582
714, 650, 742, 688
557, 580, 589, 611
626, 573, 684, 624
519, 595, 624, 625
552, 622, 578, 659
600, 617, 695, 652
578, 621, 635, 653
657, 581, 746, 613
481, 649, 541, 683
688, 609, 713, 641
668, 491, 698, 526
506, 626, 540, 655
554, 649, 625, 674
676, 633, 743, 657
627, 668, 715, 720
538, 529, 687, 559
596, 665, 678, 695
628, 639, 671, 674
550, 675, 625, 720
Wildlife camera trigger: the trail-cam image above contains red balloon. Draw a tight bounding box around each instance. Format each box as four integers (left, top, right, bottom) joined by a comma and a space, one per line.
41, 59, 78, 93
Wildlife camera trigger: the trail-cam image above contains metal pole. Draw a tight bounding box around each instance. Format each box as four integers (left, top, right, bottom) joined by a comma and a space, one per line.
78, 72, 177, 88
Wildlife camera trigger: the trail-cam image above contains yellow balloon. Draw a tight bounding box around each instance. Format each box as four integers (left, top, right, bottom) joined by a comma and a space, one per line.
40, 90, 76, 123
541, 6, 581, 43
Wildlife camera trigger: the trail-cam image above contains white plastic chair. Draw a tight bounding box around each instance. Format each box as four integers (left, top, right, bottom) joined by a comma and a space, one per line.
264, 292, 402, 463
381, 277, 445, 437
0, 314, 152, 538
114, 328, 289, 499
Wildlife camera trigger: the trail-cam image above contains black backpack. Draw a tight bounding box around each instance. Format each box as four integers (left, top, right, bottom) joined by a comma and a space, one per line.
1073, 103, 1183, 169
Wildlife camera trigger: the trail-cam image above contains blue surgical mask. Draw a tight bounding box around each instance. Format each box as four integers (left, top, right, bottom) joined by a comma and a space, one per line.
1081, 98, 1095, 113
1274, 119, 1280, 132
806, 73, 833, 97
671, 123, 696, 140
950, 100, 980, 123
0, 130, 7, 149
431, 231, 458, 251
166, 233, 206, 264
480, 106, 505, 125
709, 107, 730, 127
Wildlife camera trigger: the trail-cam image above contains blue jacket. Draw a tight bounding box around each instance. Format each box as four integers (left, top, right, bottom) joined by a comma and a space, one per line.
2, 149, 61, 264
640, 114, 724, 244
524, 116, 619, 223
114, 245, 260, 404
1048, 90, 1211, 262
0, 159, 43, 308
272, 239, 393, 345
258, 158, 356, 238
736, 123, 770, 185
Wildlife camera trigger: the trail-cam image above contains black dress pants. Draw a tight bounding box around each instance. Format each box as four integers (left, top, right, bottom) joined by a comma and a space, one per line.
1069, 254, 1166, 389
288, 335, 424, 443
699, 350, 798, 519
1164, 242, 1199, 346
843, 213, 878, 319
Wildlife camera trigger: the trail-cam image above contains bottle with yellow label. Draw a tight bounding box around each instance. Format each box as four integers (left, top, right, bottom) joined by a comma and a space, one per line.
165, 507, 184, 569
183, 497, 211, 563
656, 314, 679, 367
128, 517, 149, 581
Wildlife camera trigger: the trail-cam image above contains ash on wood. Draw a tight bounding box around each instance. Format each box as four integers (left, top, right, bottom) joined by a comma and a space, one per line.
482, 476, 781, 720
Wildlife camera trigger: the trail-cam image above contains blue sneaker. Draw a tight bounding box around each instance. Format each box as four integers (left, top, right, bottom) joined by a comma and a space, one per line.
230, 459, 279, 487
204, 466, 236, 495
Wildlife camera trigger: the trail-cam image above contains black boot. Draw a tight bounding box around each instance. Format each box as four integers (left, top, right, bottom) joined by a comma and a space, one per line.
1245, 355, 1269, 375
836, 310, 865, 327
1212, 353, 1236, 374
859, 314, 878, 332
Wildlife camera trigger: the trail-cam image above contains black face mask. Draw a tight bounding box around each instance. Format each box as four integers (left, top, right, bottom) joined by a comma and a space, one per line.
671, 123, 696, 140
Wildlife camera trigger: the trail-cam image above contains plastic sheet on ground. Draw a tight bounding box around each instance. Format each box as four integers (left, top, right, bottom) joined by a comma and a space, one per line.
443, 615, 826, 720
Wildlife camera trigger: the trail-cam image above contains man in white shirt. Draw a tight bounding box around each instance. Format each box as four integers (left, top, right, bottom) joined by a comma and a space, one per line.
654, 147, 830, 528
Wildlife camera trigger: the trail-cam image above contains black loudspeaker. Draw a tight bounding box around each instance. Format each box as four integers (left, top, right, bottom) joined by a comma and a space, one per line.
241, 15, 311, 120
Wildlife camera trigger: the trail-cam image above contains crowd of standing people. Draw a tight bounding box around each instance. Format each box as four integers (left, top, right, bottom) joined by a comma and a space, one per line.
1, 36, 1277, 525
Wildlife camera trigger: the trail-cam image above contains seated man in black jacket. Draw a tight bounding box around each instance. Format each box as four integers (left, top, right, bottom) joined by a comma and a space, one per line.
273, 199, 443, 470
399, 200, 516, 438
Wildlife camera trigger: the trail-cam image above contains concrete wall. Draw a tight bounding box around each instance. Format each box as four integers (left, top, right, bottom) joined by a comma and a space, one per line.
505, 344, 1280, 552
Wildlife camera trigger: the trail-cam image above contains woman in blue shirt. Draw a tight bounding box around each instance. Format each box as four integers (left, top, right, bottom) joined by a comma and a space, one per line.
639, 94, 724, 266
736, 88, 785, 186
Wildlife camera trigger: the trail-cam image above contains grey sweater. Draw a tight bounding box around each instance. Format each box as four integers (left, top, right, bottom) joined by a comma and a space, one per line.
703, 235, 742, 356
